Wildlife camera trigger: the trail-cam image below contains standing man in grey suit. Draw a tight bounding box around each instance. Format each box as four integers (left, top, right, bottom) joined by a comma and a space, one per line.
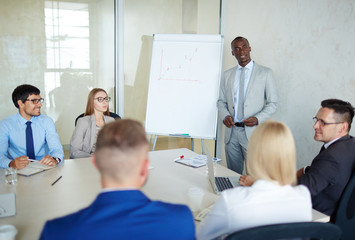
217, 36, 278, 174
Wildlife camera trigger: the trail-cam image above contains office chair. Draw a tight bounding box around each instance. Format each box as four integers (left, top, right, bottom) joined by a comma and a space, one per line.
330, 174, 355, 240
75, 112, 121, 126
224, 222, 341, 240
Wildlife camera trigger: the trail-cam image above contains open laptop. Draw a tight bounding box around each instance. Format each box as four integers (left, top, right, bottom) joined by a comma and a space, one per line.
206, 149, 239, 194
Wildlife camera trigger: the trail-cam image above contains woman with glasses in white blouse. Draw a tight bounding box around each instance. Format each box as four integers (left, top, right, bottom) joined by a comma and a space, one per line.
70, 88, 115, 159
197, 121, 312, 240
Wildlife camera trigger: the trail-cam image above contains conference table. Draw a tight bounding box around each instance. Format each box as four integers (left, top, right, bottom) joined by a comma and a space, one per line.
0, 148, 329, 240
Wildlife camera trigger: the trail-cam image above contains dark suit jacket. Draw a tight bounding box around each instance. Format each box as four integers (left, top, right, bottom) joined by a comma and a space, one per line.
40, 190, 195, 240
298, 135, 355, 216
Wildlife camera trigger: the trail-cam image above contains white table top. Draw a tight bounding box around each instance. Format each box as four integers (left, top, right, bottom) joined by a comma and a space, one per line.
0, 148, 329, 240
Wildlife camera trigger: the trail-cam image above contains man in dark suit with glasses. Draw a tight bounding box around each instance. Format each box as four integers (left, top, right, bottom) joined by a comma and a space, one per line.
297, 99, 355, 216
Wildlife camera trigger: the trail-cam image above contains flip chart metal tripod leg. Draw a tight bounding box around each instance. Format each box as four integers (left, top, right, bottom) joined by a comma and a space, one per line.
152, 135, 158, 151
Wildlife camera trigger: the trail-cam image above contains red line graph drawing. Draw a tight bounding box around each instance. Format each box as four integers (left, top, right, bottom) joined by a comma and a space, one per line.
158, 48, 200, 82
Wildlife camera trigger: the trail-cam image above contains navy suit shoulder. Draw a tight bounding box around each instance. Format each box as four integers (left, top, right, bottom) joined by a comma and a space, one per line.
40, 190, 195, 240
299, 135, 355, 215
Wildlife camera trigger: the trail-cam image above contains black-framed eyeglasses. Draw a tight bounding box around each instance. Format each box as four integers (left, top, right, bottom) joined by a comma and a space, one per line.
25, 98, 44, 104
95, 97, 111, 103
312, 117, 343, 127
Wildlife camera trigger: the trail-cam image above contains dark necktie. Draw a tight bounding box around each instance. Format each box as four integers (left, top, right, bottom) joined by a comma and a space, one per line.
26, 121, 35, 159
320, 145, 325, 153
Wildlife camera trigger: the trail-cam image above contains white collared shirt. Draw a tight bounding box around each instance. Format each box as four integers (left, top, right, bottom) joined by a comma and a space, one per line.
197, 180, 312, 240
234, 60, 254, 122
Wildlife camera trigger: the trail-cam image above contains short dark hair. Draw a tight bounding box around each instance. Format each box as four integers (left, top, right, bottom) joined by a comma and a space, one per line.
321, 99, 355, 131
231, 36, 250, 47
12, 84, 40, 108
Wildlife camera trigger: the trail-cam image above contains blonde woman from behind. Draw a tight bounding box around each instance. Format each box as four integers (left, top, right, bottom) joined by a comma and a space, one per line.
197, 121, 312, 240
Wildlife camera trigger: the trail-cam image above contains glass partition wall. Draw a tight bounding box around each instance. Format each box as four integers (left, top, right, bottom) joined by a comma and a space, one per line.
0, 0, 115, 158
0, 0, 220, 158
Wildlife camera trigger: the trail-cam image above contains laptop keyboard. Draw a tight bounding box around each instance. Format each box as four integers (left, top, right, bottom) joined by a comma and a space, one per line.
215, 177, 233, 191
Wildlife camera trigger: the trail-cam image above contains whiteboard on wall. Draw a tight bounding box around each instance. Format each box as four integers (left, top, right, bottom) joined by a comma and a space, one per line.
145, 34, 223, 139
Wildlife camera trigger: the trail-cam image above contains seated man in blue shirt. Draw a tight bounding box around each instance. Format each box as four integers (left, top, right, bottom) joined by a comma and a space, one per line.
0, 84, 64, 169
40, 119, 195, 240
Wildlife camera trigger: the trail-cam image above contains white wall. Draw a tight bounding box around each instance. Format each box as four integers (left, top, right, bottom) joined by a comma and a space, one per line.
221, 0, 355, 168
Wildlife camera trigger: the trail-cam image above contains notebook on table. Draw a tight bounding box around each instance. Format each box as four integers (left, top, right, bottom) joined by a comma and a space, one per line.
195, 203, 214, 221
174, 155, 207, 168
18, 161, 55, 176
206, 148, 239, 194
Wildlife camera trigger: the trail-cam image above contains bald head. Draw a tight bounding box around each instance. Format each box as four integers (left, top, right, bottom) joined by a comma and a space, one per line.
94, 119, 149, 188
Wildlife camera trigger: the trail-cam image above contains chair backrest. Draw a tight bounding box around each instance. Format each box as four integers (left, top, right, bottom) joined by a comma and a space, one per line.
74, 112, 121, 126
109, 112, 121, 119
331, 174, 355, 240
224, 222, 341, 240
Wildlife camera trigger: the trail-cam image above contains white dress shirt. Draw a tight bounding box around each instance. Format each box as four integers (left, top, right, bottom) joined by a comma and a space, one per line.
197, 179, 312, 240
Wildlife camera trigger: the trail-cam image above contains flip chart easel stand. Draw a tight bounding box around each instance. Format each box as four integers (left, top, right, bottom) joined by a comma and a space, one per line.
145, 34, 222, 146
151, 135, 205, 155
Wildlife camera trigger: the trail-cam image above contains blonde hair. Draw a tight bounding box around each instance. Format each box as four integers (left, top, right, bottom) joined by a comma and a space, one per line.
84, 88, 110, 116
247, 121, 297, 186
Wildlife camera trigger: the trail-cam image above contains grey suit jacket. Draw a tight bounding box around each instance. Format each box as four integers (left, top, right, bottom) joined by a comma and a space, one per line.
217, 62, 278, 143
70, 115, 115, 159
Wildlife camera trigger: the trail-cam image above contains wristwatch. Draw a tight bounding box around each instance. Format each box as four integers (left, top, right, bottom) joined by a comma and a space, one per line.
52, 157, 61, 163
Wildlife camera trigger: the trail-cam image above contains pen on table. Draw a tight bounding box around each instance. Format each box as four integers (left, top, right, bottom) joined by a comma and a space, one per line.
173, 155, 184, 161
51, 176, 62, 186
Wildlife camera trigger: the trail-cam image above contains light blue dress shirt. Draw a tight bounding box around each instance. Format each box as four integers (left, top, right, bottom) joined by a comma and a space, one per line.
233, 60, 254, 122
0, 113, 64, 168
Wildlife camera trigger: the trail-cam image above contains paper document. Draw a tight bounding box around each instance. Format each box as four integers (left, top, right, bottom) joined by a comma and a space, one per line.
195, 203, 214, 221
175, 155, 221, 168
0, 193, 16, 218
18, 161, 54, 176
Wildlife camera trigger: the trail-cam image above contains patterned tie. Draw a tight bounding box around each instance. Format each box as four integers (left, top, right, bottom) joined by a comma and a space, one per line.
26, 121, 35, 159
237, 68, 245, 121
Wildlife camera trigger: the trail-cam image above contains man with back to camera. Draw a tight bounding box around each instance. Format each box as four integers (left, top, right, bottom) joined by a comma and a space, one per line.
0, 84, 64, 169
297, 99, 355, 216
217, 36, 278, 174
40, 119, 195, 240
